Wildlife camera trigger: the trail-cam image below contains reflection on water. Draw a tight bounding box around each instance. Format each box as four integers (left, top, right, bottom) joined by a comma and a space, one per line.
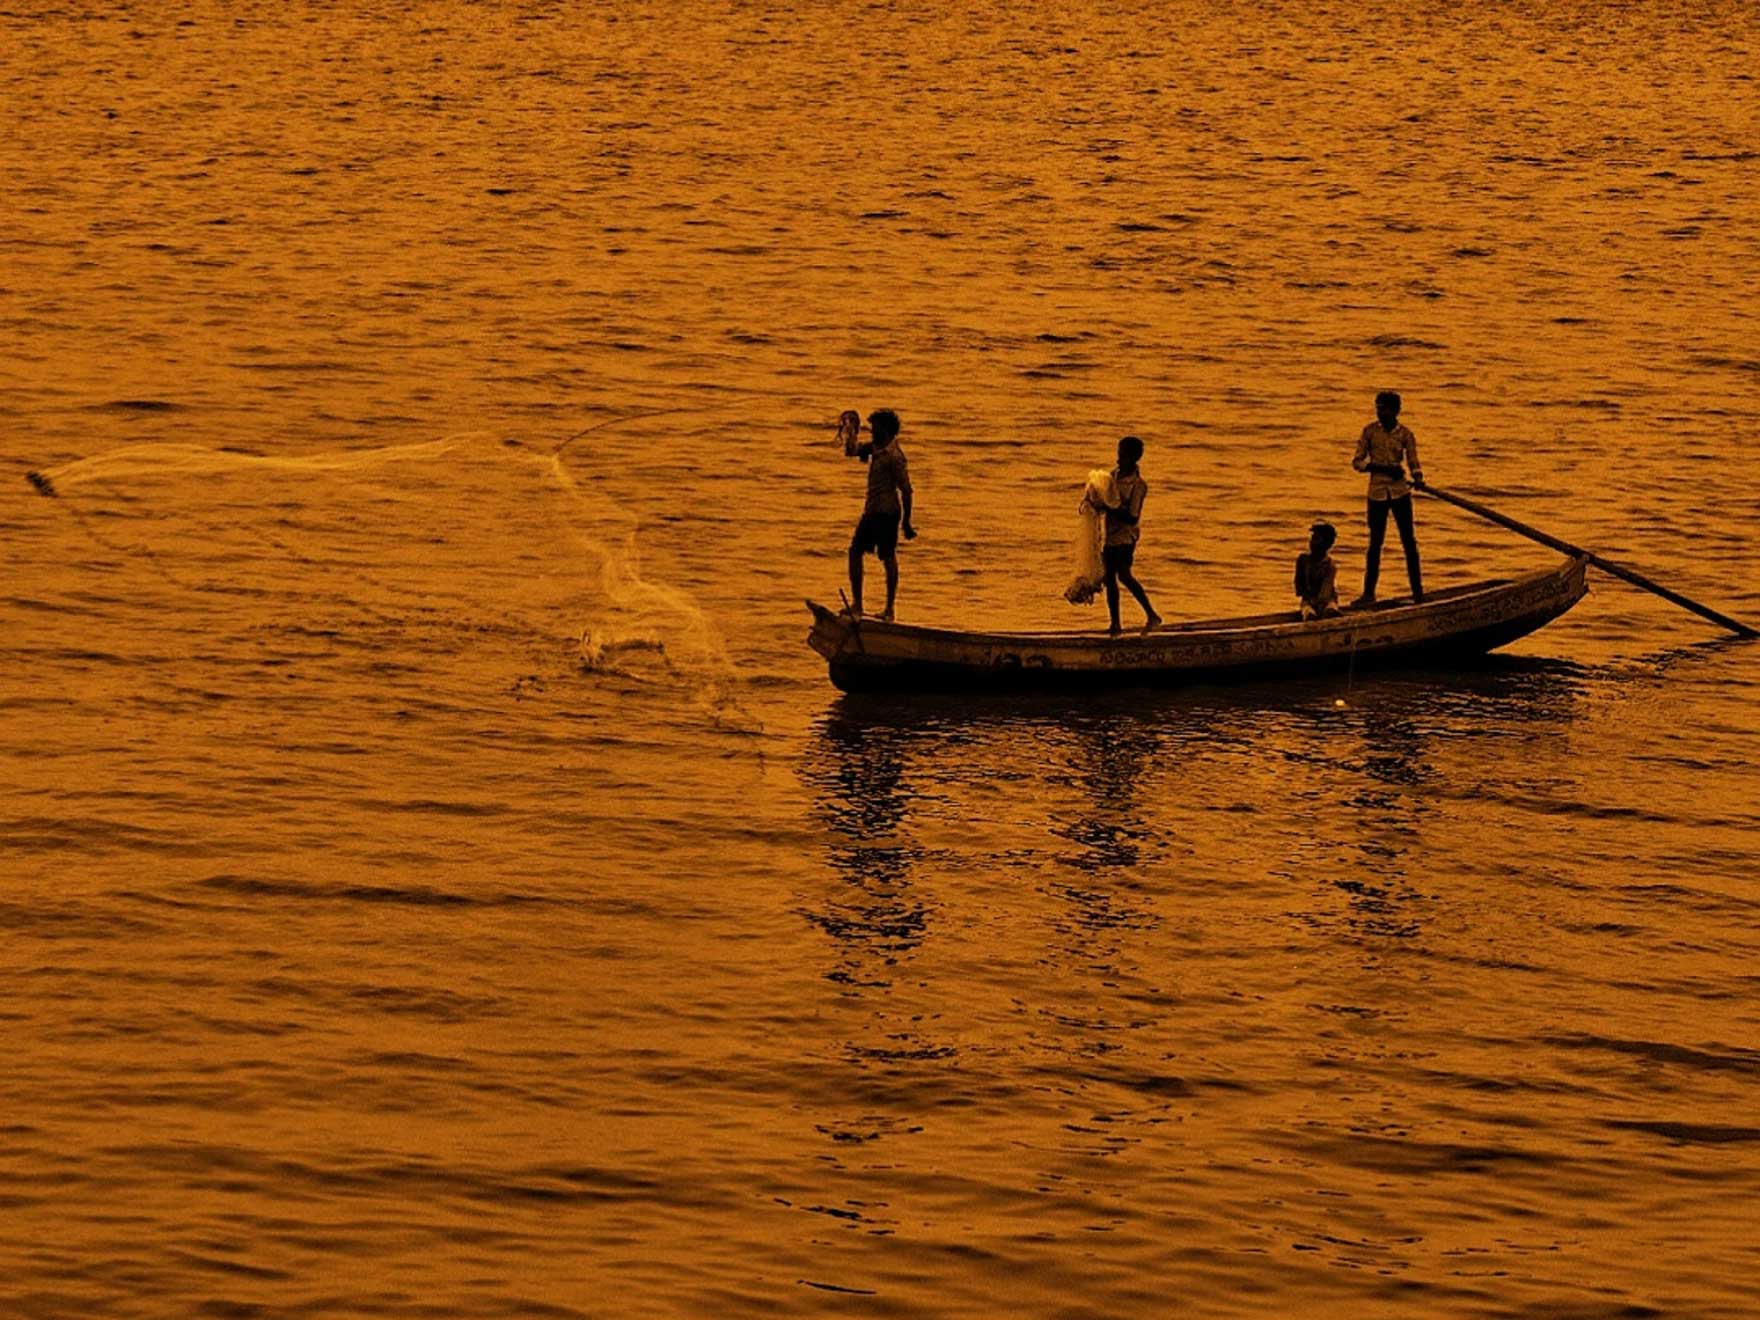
803, 713, 930, 995
1051, 712, 1163, 872
1340, 707, 1431, 941
803, 657, 1598, 992
781, 652, 1748, 1313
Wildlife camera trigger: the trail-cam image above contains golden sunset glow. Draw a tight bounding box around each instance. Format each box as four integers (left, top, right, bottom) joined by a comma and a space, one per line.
4, 4, 1758, 1318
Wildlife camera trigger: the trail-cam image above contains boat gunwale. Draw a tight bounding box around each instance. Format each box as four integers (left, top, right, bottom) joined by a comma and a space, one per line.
809, 556, 1588, 649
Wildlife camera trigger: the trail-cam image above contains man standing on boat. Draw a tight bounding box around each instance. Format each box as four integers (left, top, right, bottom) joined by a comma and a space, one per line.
846, 408, 915, 622
1097, 435, 1162, 635
1351, 390, 1425, 606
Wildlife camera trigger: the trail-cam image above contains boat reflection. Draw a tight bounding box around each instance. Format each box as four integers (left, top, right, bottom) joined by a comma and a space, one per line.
1050, 710, 1163, 873
799, 709, 931, 994
793, 654, 1606, 1116
800, 654, 1596, 964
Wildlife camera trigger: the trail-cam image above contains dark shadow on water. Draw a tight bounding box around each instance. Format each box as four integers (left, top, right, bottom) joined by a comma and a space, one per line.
1048, 711, 1161, 872
789, 648, 1699, 1072
802, 653, 1610, 963
798, 707, 931, 993
801, 653, 1605, 869
815, 649, 1596, 733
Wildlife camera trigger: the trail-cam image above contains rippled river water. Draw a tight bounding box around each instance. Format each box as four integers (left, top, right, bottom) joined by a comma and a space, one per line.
5, 3, 1759, 1316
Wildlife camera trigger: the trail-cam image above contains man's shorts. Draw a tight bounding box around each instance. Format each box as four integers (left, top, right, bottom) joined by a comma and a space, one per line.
1102, 542, 1136, 574
851, 511, 901, 559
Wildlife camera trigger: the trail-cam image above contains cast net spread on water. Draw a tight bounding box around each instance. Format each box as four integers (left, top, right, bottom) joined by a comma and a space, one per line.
25, 426, 744, 718
1064, 468, 1116, 605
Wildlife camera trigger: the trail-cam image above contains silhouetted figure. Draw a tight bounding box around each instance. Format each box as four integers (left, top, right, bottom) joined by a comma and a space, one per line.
1295, 520, 1341, 619
1351, 390, 1424, 606
846, 408, 915, 622
1095, 435, 1162, 635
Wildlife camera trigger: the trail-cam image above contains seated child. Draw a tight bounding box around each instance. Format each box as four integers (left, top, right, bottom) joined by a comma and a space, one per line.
1295, 521, 1340, 620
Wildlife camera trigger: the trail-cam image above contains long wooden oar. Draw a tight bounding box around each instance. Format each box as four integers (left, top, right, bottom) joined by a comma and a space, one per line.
1417, 482, 1756, 638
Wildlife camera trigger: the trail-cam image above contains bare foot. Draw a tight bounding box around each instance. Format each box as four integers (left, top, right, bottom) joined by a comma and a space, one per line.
1143, 612, 1163, 632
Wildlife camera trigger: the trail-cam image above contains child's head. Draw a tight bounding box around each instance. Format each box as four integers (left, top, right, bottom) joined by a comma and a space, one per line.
867, 409, 900, 444
1375, 390, 1402, 428
1117, 434, 1144, 469
1309, 520, 1337, 556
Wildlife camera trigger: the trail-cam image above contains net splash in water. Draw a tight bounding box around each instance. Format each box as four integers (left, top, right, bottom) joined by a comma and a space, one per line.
537, 446, 738, 701
28, 431, 745, 716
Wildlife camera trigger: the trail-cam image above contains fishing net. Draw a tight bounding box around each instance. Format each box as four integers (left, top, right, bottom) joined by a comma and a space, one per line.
24, 428, 740, 710
1064, 468, 1116, 606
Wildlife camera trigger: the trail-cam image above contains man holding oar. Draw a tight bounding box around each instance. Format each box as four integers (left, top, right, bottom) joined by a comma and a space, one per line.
1351, 389, 1425, 607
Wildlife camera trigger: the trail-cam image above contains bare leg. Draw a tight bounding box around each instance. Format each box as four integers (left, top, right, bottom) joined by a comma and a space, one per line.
848, 545, 864, 616
1119, 569, 1160, 628
1104, 567, 1122, 633
881, 554, 898, 621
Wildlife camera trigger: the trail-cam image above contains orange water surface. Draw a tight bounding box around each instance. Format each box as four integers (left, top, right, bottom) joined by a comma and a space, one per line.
4, 3, 1759, 1317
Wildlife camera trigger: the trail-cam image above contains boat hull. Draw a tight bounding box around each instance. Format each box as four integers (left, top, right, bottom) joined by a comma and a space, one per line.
807, 557, 1589, 693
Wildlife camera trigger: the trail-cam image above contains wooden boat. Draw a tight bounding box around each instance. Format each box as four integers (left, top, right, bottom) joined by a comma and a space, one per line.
807, 555, 1589, 692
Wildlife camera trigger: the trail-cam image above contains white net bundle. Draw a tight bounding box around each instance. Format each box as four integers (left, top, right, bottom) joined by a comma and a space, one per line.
1064, 468, 1116, 605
